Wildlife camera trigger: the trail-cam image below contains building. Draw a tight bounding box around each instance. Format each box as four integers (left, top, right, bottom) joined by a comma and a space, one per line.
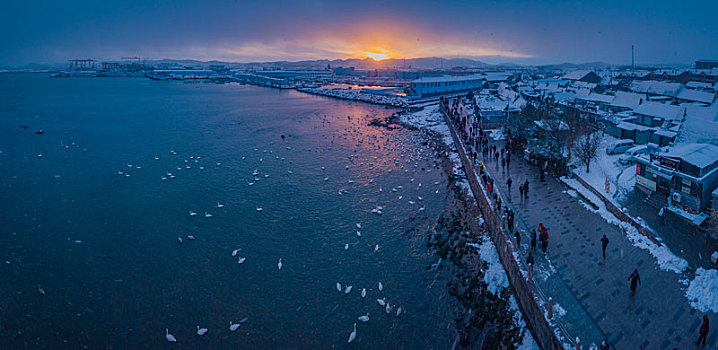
561, 70, 602, 84
635, 143, 718, 223
696, 60, 718, 70
408, 75, 485, 97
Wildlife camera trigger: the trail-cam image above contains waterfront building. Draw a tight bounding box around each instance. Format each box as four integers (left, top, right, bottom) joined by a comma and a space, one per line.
408, 74, 485, 97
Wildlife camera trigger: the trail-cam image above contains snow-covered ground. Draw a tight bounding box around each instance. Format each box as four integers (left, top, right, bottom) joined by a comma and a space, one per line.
561, 176, 688, 274
297, 87, 408, 107
685, 268, 718, 313
571, 133, 635, 204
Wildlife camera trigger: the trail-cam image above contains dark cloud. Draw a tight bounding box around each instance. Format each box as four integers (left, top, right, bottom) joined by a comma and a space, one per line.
1, 0, 716, 66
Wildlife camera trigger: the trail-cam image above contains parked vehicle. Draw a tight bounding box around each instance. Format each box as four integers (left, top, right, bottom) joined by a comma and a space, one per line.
618, 145, 650, 165
606, 139, 635, 155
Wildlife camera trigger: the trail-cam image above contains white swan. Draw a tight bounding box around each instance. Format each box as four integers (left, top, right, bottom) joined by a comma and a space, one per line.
229, 321, 240, 332
204, 212, 212, 218
347, 323, 357, 344
256, 207, 263, 211
344, 243, 349, 250
177, 237, 183, 244
377, 298, 386, 306
217, 202, 224, 208
356, 223, 361, 229
237, 257, 246, 264
196, 325, 208, 336
277, 258, 283, 270
189, 211, 197, 216
374, 245, 380, 252
378, 282, 383, 291
187, 235, 195, 240
344, 285, 352, 294
358, 314, 370, 322
232, 249, 239, 257
356, 231, 361, 237
361, 288, 366, 298
165, 328, 177, 342
336, 282, 342, 292
396, 306, 403, 316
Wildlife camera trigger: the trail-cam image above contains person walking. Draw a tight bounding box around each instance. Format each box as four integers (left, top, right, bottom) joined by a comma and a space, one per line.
659, 206, 666, 225
508, 210, 515, 232
530, 229, 537, 251
519, 183, 525, 198
524, 179, 529, 198
696, 314, 710, 345
600, 234, 609, 261
600, 339, 610, 350
514, 229, 521, 247
507, 177, 512, 192
628, 269, 641, 296
526, 251, 534, 266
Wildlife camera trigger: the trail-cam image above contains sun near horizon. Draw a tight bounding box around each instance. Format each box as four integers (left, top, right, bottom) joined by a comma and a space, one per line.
365, 50, 389, 61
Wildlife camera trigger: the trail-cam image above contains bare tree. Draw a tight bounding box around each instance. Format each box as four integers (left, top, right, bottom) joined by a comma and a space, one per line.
572, 133, 601, 173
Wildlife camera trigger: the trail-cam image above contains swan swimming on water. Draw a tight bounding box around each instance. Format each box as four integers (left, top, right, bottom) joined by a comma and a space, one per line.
277, 258, 283, 270
344, 285, 352, 294
358, 314, 370, 322
165, 328, 177, 342
237, 257, 246, 264
204, 212, 212, 218
229, 321, 240, 332
377, 298, 386, 306
361, 288, 366, 298
336, 282, 342, 292
232, 249, 239, 257
196, 326, 208, 336
347, 323, 357, 344
189, 211, 197, 216
378, 282, 383, 291
217, 202, 224, 208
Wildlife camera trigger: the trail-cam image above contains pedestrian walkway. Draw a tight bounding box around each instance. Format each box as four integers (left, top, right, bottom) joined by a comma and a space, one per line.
473, 134, 716, 349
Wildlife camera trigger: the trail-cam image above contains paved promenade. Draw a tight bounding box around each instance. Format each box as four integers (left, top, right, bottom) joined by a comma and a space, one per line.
446, 116, 715, 348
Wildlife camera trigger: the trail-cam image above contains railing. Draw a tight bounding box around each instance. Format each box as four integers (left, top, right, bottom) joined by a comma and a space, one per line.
440, 101, 573, 350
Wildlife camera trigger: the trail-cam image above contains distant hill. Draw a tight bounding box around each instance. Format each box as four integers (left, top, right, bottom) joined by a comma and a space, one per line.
537, 61, 612, 70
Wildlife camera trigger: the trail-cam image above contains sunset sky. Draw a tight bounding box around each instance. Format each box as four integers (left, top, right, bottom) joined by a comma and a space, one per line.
2, 0, 717, 66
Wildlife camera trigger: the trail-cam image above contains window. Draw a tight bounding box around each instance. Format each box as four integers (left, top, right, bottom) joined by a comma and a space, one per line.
682, 186, 691, 194
682, 178, 692, 186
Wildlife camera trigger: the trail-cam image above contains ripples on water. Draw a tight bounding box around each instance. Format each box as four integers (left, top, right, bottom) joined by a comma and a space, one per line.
0, 74, 460, 348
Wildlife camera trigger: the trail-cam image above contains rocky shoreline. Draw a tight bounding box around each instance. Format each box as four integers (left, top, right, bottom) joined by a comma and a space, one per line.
387, 106, 534, 349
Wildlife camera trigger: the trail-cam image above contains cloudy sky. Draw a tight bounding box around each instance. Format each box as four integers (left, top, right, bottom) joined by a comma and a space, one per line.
2, 0, 717, 66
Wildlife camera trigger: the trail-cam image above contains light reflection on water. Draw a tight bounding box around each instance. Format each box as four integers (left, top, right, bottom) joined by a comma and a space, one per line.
0, 74, 457, 348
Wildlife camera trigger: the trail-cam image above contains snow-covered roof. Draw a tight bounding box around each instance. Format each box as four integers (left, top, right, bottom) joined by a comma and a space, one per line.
616, 121, 656, 132
610, 91, 645, 110
411, 74, 485, 83
676, 103, 718, 144
534, 120, 569, 131
675, 87, 715, 104
561, 70, 593, 81
633, 101, 684, 121
663, 143, 718, 169
686, 81, 715, 90
576, 93, 613, 104
630, 80, 682, 96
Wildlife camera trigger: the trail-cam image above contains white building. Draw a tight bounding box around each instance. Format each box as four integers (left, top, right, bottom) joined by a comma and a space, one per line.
409, 74, 485, 97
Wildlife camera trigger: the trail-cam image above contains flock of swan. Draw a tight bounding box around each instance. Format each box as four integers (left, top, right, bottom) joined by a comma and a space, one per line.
113, 112, 442, 345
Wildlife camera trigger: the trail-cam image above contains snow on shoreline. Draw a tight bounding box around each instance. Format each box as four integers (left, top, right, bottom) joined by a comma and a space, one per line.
469, 238, 539, 349
685, 268, 718, 313
560, 176, 688, 274
297, 87, 408, 107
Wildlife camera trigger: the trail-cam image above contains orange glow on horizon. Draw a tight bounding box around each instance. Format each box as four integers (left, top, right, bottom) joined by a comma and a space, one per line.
365, 50, 389, 61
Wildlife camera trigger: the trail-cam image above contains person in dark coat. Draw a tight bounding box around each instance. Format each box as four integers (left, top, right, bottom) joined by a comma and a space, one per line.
530, 229, 537, 251
507, 177, 512, 192
600, 339, 609, 350
519, 183, 524, 198
628, 269, 641, 296
514, 229, 521, 247
524, 179, 529, 197
696, 314, 710, 345
600, 234, 609, 261
508, 210, 515, 232
526, 251, 534, 266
